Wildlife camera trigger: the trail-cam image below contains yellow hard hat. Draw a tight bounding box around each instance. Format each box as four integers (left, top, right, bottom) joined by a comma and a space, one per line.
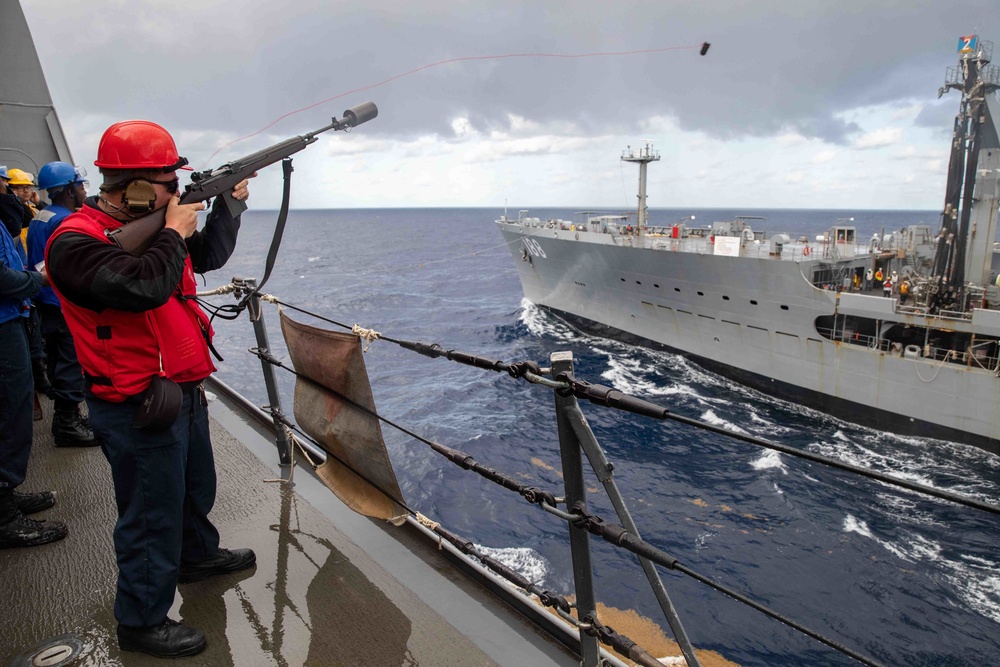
6, 168, 35, 186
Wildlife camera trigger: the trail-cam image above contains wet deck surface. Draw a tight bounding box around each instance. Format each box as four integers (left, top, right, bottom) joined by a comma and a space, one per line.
2, 390, 579, 666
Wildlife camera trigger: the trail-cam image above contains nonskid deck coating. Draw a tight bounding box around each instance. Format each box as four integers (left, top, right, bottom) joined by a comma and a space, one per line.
1, 392, 577, 666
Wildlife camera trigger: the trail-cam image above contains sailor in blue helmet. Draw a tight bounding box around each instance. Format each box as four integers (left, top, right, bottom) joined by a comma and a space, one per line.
0, 163, 69, 549
26, 162, 97, 447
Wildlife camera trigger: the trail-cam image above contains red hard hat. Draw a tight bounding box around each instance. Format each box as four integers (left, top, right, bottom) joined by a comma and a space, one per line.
94, 120, 192, 171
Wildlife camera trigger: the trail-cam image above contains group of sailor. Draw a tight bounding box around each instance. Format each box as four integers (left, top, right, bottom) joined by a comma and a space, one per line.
0, 120, 256, 658
860, 266, 909, 302
1, 162, 101, 550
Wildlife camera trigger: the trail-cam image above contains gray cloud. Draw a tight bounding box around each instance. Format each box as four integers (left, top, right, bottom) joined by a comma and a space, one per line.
20, 0, 1000, 158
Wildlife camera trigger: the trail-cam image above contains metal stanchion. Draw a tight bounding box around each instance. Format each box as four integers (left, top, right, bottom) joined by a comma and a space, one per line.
565, 404, 701, 667
237, 277, 292, 465
551, 351, 600, 667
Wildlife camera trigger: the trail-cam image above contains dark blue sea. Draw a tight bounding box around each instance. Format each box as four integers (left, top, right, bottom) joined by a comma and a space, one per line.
204, 207, 999, 667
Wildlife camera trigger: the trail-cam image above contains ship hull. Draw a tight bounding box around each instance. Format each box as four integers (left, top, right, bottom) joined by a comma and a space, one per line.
499, 223, 1000, 454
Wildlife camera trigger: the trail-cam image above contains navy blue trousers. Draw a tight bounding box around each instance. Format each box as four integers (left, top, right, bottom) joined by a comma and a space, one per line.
87, 382, 221, 628
0, 317, 32, 491
27, 306, 43, 361
37, 304, 84, 404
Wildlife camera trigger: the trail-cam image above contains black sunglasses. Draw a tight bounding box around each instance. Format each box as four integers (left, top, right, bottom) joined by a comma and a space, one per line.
147, 178, 180, 195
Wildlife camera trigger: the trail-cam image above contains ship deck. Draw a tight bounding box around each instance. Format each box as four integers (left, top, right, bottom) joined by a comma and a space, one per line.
1, 386, 582, 667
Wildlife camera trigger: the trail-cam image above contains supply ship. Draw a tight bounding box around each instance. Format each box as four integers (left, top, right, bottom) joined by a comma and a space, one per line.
498, 36, 1000, 453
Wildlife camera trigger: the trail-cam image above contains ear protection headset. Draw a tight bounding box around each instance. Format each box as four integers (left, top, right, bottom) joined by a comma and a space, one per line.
121, 178, 157, 214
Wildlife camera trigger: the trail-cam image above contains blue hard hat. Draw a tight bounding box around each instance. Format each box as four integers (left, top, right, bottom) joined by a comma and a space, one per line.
37, 161, 88, 190
0, 165, 8, 180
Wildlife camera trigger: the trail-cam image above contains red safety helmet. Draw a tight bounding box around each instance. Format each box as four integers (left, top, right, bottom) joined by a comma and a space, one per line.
94, 120, 192, 171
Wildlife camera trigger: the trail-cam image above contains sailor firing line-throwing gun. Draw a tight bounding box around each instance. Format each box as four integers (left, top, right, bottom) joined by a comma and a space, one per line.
108, 101, 378, 257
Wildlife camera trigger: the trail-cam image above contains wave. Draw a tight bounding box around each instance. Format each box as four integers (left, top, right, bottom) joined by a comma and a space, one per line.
750, 449, 787, 473
518, 299, 580, 342
700, 409, 749, 435
844, 514, 1000, 624
476, 544, 550, 586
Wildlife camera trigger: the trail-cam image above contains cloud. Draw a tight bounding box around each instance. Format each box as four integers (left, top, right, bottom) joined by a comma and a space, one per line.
22, 0, 1000, 146
16, 0, 1000, 210
853, 127, 904, 149
811, 150, 838, 164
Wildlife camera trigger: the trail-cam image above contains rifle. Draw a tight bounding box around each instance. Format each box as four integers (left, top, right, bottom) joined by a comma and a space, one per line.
107, 101, 378, 256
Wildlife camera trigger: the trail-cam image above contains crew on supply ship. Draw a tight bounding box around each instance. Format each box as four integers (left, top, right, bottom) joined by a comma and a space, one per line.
45, 120, 255, 659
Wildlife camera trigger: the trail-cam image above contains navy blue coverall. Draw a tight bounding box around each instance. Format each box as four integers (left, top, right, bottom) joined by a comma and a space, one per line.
0, 215, 42, 496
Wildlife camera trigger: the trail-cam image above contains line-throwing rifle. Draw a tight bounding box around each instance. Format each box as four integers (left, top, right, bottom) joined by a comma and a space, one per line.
107, 101, 378, 256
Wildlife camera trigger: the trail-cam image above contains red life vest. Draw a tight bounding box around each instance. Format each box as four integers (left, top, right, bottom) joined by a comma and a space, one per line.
45, 205, 216, 402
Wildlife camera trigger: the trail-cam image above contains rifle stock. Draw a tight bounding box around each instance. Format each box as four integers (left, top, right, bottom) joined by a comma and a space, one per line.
106, 101, 378, 256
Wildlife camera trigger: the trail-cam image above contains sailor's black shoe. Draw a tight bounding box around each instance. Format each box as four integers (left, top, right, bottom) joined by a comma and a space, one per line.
12, 490, 55, 515
52, 402, 99, 447
0, 513, 68, 549
178, 547, 256, 584
117, 619, 206, 657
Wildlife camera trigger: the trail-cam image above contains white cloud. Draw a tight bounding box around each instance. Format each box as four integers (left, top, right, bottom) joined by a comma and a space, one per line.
853, 127, 904, 150
451, 117, 477, 138
810, 150, 838, 164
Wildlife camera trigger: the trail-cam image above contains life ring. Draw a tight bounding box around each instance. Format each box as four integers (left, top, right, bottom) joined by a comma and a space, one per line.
803, 246, 811, 256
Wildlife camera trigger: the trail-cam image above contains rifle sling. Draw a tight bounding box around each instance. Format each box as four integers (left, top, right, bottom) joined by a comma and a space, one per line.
256, 157, 294, 295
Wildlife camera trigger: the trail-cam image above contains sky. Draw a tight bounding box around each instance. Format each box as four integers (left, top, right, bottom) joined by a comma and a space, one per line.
18, 0, 1000, 211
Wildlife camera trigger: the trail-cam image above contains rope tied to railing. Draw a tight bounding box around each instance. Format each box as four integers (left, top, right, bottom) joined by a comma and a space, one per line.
351, 324, 382, 352
414, 512, 443, 548
195, 283, 238, 297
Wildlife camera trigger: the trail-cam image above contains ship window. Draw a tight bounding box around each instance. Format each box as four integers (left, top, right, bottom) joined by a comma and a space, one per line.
780, 305, 789, 310
750, 300, 758, 305
722, 295, 730, 301
620, 278, 626, 282
636, 281, 642, 285
654, 284, 660, 288
674, 287, 680, 292
697, 291, 704, 296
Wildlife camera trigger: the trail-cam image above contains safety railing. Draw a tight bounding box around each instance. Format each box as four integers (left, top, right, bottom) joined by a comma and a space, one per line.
815, 325, 1000, 371
199, 278, 1000, 667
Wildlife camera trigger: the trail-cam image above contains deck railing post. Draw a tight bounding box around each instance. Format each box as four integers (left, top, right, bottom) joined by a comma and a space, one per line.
550, 351, 601, 666
564, 398, 702, 667
239, 278, 292, 465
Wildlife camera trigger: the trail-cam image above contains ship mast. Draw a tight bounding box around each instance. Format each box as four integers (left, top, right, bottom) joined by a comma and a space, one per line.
931, 36, 1000, 301
622, 143, 660, 236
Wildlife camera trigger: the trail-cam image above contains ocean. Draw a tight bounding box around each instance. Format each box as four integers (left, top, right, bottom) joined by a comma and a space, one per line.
204, 206, 999, 667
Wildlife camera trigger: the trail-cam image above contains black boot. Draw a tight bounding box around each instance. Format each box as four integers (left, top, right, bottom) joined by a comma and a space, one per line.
52, 401, 99, 447
0, 491, 68, 549
13, 490, 56, 515
31, 357, 52, 396
117, 619, 206, 657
